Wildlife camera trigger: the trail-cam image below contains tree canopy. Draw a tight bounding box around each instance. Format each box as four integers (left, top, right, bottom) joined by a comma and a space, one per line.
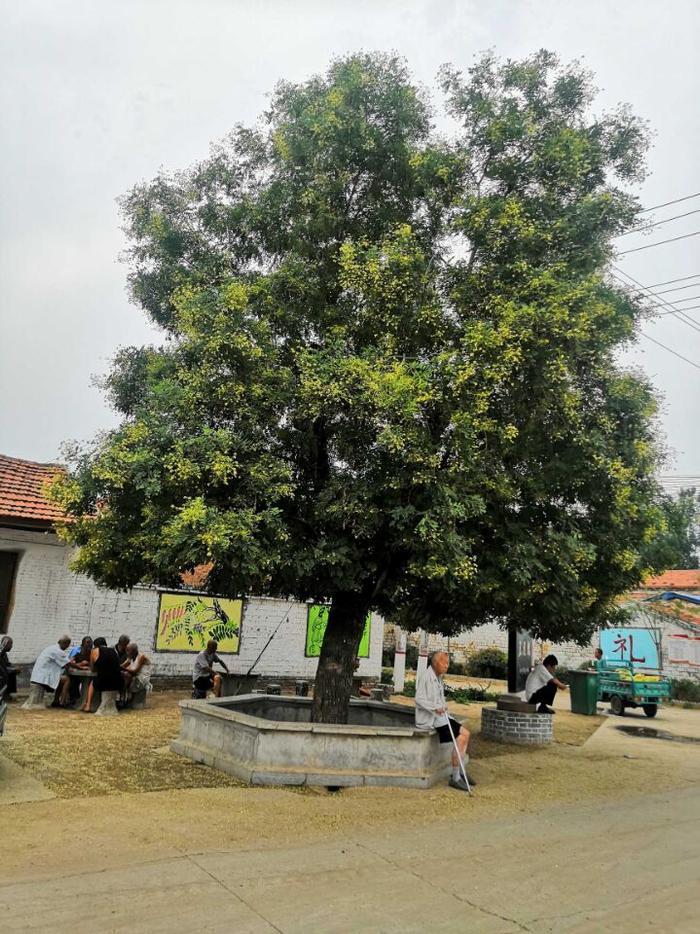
53, 51, 672, 718
641, 489, 700, 571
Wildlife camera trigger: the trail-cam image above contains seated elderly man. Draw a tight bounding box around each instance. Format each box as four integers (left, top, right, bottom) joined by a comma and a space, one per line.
192, 639, 229, 698
415, 651, 476, 791
28, 636, 72, 707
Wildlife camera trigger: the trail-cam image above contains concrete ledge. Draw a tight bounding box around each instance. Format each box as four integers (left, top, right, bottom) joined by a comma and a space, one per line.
481, 706, 553, 745
171, 694, 452, 788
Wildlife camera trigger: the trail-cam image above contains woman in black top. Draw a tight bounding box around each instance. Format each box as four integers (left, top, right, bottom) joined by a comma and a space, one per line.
80, 637, 123, 712
93, 638, 123, 691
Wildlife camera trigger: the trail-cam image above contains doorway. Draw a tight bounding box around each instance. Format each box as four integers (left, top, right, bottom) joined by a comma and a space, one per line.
0, 551, 19, 633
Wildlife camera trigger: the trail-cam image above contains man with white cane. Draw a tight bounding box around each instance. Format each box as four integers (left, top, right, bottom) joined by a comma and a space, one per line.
415, 651, 475, 792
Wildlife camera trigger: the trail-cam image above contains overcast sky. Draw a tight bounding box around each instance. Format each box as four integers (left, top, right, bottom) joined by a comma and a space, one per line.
1, 0, 699, 474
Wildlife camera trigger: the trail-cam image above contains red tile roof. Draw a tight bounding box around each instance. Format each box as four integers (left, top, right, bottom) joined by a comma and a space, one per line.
0, 454, 67, 525
181, 563, 214, 589
643, 570, 700, 591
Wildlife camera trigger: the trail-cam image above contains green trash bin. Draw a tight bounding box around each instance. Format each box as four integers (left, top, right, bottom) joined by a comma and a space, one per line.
568, 670, 598, 715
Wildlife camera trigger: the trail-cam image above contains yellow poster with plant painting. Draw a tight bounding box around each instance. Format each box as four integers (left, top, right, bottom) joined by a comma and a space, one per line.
156, 592, 242, 653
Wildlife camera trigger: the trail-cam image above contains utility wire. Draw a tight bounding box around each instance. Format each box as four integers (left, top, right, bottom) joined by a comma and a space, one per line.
639, 192, 700, 214
653, 280, 700, 295
644, 273, 700, 289
611, 267, 700, 328
654, 305, 700, 321
611, 267, 700, 333
640, 333, 700, 370
608, 265, 700, 368
617, 207, 700, 237
618, 229, 700, 255
660, 293, 700, 304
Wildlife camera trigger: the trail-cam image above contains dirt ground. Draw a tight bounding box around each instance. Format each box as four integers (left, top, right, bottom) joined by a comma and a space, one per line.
4, 691, 599, 798
3, 694, 700, 934
1, 691, 687, 884
1, 692, 241, 798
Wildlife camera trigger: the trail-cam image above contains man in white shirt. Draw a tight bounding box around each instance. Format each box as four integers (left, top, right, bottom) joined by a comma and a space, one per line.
415, 651, 475, 792
28, 637, 72, 705
525, 654, 568, 714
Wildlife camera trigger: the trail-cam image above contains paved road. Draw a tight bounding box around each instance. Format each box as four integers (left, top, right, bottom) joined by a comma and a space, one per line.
2, 782, 699, 933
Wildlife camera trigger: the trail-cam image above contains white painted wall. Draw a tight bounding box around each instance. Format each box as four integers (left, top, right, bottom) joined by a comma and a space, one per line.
0, 528, 382, 679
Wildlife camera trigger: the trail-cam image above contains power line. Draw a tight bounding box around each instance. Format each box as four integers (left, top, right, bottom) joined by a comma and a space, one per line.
639, 192, 700, 214
640, 333, 700, 370
611, 268, 700, 329
654, 281, 700, 295
610, 267, 700, 333
663, 293, 700, 304
617, 207, 700, 237
645, 273, 700, 289
654, 305, 700, 323
617, 229, 700, 255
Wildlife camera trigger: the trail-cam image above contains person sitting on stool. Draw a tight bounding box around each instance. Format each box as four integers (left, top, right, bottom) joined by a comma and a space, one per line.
525, 654, 568, 714
192, 640, 229, 698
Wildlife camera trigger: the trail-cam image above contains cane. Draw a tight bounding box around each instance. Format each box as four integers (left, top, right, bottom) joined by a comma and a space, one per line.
444, 706, 472, 795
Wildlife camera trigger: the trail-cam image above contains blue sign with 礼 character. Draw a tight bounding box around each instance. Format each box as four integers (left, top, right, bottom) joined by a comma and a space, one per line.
600, 628, 661, 670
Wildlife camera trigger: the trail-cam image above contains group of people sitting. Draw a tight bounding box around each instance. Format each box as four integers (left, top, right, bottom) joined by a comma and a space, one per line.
19, 634, 152, 711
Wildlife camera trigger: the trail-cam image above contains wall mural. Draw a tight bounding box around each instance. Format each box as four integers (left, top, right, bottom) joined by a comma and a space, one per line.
155, 592, 242, 653
305, 604, 371, 658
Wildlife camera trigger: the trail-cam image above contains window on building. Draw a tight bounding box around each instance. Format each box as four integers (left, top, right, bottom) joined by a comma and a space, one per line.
0, 552, 19, 633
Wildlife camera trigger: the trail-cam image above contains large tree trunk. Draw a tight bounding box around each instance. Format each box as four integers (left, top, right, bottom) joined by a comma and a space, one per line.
311, 591, 369, 723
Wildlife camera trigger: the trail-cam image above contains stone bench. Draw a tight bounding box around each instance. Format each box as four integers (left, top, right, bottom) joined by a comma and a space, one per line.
496, 693, 536, 713
22, 683, 54, 710
130, 688, 148, 710
95, 690, 119, 716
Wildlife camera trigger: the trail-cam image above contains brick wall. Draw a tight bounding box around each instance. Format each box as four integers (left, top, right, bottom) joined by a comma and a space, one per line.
481, 707, 553, 745
1, 528, 383, 681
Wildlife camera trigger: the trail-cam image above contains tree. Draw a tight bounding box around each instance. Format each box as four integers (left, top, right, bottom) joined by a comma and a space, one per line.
641, 489, 700, 571
53, 51, 667, 722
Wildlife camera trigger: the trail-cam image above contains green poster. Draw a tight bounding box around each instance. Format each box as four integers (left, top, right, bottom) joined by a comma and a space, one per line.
305, 604, 371, 658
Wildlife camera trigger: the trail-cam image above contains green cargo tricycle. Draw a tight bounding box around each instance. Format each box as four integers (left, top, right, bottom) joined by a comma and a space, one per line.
597, 661, 671, 718
597, 625, 671, 718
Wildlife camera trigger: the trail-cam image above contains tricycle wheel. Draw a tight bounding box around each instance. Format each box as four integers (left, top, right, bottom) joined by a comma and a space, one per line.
610, 694, 625, 716
643, 704, 658, 718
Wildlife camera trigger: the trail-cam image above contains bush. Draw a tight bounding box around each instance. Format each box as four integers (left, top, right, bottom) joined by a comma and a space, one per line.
670, 678, 700, 703
399, 680, 497, 703
382, 643, 420, 669
380, 667, 393, 685
466, 647, 507, 679
405, 644, 420, 669
447, 685, 499, 703
448, 658, 467, 676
